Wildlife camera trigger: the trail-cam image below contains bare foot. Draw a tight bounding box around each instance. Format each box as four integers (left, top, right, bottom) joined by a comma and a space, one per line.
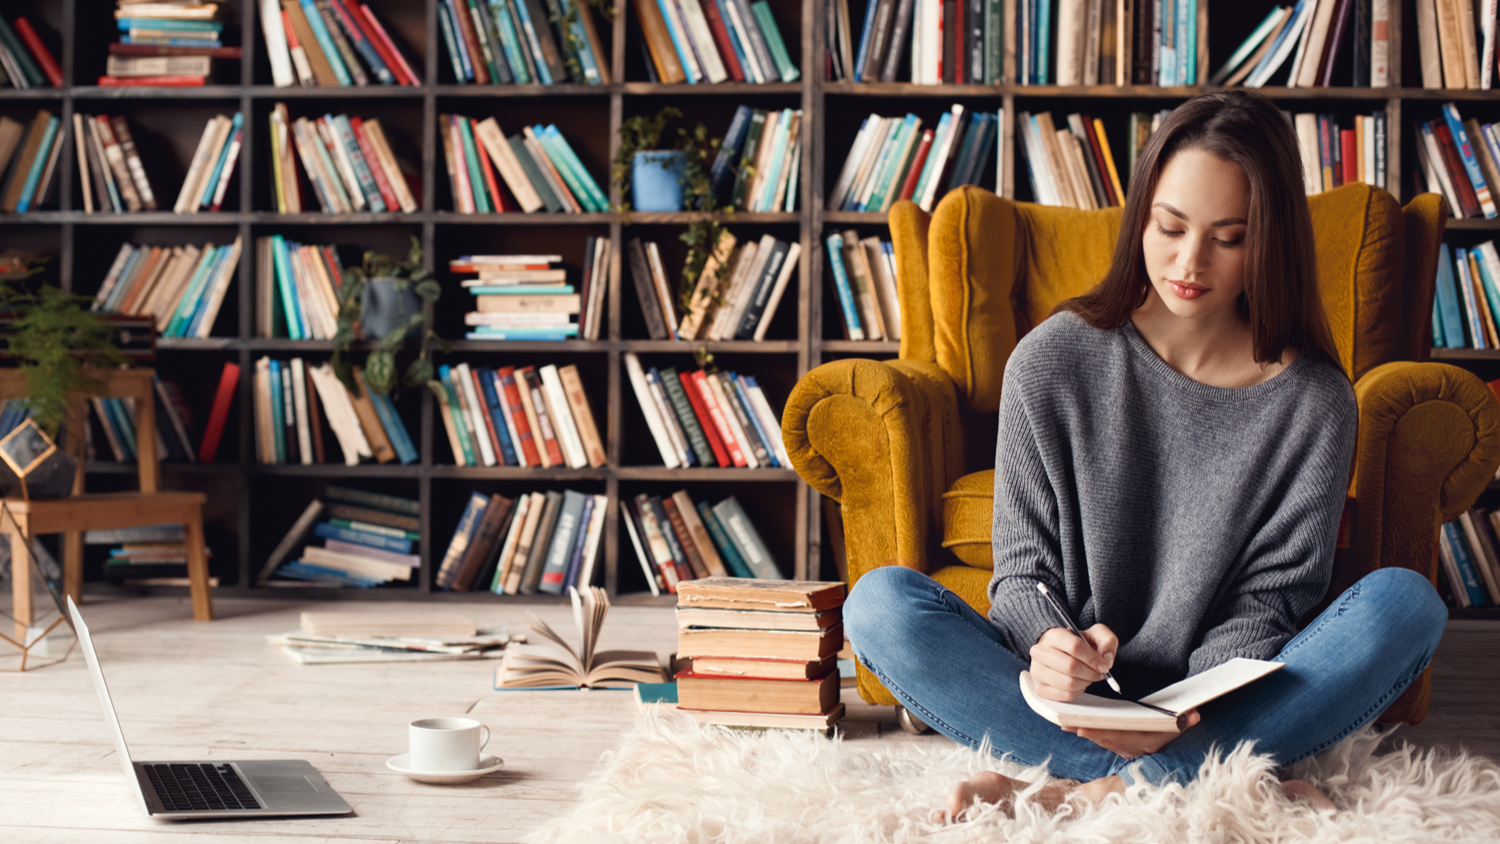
1281, 779, 1337, 816
942, 773, 1092, 821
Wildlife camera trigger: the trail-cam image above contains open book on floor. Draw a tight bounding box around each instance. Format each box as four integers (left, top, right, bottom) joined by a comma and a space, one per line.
1019, 658, 1285, 733
494, 585, 667, 690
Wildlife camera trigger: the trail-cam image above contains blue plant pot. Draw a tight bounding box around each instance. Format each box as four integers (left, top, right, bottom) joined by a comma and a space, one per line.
632, 151, 687, 212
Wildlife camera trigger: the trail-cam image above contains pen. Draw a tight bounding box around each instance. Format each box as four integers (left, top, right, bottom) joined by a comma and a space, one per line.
1036, 582, 1122, 694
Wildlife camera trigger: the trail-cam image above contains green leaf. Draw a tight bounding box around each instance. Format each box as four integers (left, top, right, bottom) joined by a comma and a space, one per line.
365, 350, 396, 395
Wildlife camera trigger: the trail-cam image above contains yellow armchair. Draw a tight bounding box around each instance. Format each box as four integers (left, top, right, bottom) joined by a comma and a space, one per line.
784, 184, 1500, 724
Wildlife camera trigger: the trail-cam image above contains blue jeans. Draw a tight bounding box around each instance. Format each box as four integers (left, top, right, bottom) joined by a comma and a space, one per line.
844, 565, 1447, 785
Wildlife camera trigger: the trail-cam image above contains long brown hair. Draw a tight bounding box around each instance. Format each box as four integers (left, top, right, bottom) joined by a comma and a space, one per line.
1055, 90, 1340, 369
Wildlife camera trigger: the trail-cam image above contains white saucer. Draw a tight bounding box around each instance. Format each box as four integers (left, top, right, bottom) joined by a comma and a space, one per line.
386, 754, 505, 784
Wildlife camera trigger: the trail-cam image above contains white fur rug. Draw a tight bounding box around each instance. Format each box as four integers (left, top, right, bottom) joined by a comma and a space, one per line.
526, 708, 1500, 844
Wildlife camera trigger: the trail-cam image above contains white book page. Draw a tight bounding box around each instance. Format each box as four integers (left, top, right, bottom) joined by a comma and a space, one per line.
1139, 658, 1284, 713
1019, 671, 1177, 727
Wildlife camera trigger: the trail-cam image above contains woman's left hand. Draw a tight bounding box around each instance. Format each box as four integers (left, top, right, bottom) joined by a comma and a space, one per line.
1063, 709, 1201, 758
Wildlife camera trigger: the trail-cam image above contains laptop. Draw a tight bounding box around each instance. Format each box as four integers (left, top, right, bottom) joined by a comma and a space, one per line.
67, 596, 354, 819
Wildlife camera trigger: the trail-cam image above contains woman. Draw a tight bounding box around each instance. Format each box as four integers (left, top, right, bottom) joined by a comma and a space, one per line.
842, 90, 1449, 818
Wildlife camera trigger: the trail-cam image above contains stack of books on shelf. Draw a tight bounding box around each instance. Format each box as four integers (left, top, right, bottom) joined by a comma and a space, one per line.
830, 106, 1000, 215
631, 0, 799, 84
825, 230, 899, 342
439, 0, 610, 85
93, 238, 242, 338
435, 362, 605, 469
89, 524, 222, 587
1212, 1, 1390, 89
254, 358, 418, 465
709, 105, 804, 213
259, 0, 419, 87
71, 113, 162, 215
268, 103, 418, 214
459, 249, 607, 341
1289, 110, 1388, 196
673, 578, 846, 731
622, 490, 780, 596
0, 110, 62, 214
253, 236, 349, 340
1016, 110, 1124, 211
104, 1, 231, 86
623, 352, 788, 471
1412, 0, 1497, 89
1431, 241, 1500, 351
438, 488, 608, 594
260, 485, 421, 588
1438, 507, 1500, 609
457, 253, 599, 341
0, 13, 61, 89
165, 112, 244, 214
627, 234, 798, 342
441, 114, 606, 214
88, 375, 208, 465
1412, 103, 1498, 220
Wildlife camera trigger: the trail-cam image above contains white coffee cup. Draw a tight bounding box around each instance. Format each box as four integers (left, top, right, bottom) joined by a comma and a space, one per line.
409, 717, 491, 772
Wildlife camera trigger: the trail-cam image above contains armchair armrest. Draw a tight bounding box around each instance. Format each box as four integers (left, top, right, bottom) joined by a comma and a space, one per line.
782, 358, 965, 585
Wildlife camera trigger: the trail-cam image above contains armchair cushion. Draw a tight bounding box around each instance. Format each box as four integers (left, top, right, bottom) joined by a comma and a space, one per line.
1307, 184, 1406, 383
941, 470, 995, 568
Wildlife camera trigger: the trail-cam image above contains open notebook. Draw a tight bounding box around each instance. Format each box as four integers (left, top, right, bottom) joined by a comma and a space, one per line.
494, 585, 666, 689
1020, 658, 1285, 733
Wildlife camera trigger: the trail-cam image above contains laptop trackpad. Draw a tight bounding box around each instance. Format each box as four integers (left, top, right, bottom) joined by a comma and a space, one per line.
238, 760, 351, 812
256, 775, 320, 794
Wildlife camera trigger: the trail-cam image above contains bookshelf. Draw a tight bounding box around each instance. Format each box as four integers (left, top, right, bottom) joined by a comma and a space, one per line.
3, 0, 1498, 618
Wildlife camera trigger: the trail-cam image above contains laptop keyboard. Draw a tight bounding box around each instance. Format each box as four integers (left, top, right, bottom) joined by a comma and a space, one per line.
143, 763, 262, 812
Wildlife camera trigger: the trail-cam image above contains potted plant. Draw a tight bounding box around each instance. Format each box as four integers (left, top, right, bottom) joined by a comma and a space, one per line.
331, 236, 442, 398
613, 107, 736, 326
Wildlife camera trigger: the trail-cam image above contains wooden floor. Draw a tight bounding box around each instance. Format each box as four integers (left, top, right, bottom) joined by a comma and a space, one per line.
1, 597, 1496, 844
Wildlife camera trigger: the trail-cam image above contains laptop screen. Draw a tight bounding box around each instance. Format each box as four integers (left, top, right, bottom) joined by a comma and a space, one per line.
67, 596, 149, 813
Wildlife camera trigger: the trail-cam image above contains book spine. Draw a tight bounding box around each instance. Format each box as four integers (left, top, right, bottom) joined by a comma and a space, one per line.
538, 490, 587, 593
697, 500, 754, 577
824, 233, 866, 340
437, 493, 489, 588
712, 496, 780, 578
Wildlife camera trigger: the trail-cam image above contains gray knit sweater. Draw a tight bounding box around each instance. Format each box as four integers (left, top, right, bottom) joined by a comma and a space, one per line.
988, 311, 1358, 695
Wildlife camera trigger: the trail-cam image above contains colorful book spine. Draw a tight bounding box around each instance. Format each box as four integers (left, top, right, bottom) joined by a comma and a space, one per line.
313, 521, 415, 553
824, 234, 865, 340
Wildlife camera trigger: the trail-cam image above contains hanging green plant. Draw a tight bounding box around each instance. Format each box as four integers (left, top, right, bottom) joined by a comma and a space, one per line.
0, 260, 125, 438
331, 235, 443, 398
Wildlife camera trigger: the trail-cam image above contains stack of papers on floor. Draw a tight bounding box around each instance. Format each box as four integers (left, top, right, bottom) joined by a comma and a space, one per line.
268, 610, 516, 664
672, 578, 847, 732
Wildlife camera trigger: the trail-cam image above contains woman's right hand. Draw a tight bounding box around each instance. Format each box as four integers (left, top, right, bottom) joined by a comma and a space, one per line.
1028, 625, 1119, 702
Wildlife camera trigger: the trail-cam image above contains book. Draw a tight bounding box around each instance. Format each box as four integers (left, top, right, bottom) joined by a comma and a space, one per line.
676, 670, 840, 715
676, 623, 845, 660
675, 576, 845, 611
712, 495, 781, 578
677, 607, 841, 630
687, 654, 838, 679
1020, 657, 1285, 732
495, 586, 667, 688
258, 499, 326, 585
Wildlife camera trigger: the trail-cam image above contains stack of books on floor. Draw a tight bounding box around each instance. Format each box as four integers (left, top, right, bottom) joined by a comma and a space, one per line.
673, 578, 846, 732
621, 490, 779, 596
268, 103, 418, 214
252, 236, 351, 340
825, 230, 899, 342
1015, 110, 1125, 211
439, 0, 610, 85
1431, 241, 1500, 351
270, 611, 510, 664
260, 485, 421, 588
437, 488, 608, 594
164, 112, 244, 214
632, 0, 798, 83
255, 359, 417, 465
709, 105, 803, 212
436, 362, 604, 468
0, 110, 62, 214
0, 13, 61, 89
71, 113, 162, 214
441, 114, 606, 214
88, 375, 201, 464
626, 233, 797, 342
89, 524, 222, 587
455, 253, 604, 341
1290, 110, 1389, 197
624, 353, 788, 471
93, 238, 242, 337
1438, 507, 1500, 609
103, 1, 231, 86
1412, 103, 1498, 220
259, 0, 419, 87
829, 106, 1000, 214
